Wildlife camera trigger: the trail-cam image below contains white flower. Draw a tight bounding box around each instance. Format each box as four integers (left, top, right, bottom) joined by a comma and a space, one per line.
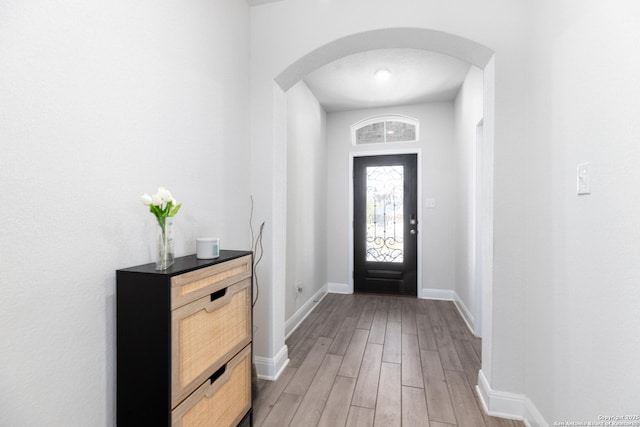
157, 187, 173, 203
141, 187, 181, 219
151, 193, 163, 206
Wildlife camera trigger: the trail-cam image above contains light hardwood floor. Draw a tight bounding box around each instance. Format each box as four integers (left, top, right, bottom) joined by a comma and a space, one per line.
253, 293, 525, 427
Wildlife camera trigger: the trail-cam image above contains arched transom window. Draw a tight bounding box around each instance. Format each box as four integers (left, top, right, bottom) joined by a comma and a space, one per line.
351, 115, 419, 145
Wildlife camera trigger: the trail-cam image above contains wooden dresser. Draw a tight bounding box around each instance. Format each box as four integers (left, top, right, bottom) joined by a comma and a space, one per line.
116, 250, 253, 427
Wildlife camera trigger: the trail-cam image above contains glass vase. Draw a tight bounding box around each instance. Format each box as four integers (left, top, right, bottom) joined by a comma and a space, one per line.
155, 216, 174, 270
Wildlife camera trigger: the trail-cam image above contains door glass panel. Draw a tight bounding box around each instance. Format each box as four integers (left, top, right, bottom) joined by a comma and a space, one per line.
365, 165, 404, 263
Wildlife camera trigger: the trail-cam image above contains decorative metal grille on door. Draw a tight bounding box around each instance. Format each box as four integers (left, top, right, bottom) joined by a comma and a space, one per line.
365, 165, 404, 263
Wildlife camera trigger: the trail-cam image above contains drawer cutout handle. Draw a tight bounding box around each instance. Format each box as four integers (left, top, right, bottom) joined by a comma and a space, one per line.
209, 363, 227, 385
210, 288, 227, 302
203, 282, 246, 312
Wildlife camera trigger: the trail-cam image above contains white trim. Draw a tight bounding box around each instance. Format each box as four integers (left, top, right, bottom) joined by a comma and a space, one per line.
420, 288, 455, 301
480, 56, 495, 383
474, 119, 485, 337
285, 284, 328, 338
349, 148, 423, 297
476, 370, 549, 427
258, 285, 329, 381
453, 293, 476, 336
255, 345, 289, 381
476, 369, 491, 408
328, 282, 352, 294
476, 369, 525, 419
522, 397, 550, 427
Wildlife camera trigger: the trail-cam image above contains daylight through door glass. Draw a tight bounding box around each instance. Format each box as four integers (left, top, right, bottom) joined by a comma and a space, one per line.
365, 165, 404, 263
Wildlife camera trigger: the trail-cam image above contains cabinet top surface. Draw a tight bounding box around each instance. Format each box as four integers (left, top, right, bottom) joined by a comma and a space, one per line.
117, 250, 252, 276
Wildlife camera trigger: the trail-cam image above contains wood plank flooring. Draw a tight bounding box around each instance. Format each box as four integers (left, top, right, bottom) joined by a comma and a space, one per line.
254, 293, 525, 427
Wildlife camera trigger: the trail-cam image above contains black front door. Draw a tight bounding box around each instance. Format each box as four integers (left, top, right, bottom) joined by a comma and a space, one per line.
353, 154, 418, 296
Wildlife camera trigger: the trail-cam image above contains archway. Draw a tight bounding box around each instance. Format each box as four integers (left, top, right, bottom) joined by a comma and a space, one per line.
259, 28, 496, 396
274, 28, 493, 90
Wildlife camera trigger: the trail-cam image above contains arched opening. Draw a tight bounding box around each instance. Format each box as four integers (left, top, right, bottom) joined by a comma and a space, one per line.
258, 28, 496, 393
275, 28, 494, 91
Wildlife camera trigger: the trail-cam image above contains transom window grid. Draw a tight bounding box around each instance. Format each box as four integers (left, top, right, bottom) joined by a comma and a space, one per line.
351, 115, 419, 145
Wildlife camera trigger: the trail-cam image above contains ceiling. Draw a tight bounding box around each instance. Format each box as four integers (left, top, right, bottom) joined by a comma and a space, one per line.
303, 48, 472, 113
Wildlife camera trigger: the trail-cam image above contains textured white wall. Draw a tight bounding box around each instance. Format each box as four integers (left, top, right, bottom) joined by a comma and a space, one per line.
285, 81, 328, 319
453, 66, 484, 330
326, 103, 456, 294
526, 0, 640, 422
0, 1, 250, 425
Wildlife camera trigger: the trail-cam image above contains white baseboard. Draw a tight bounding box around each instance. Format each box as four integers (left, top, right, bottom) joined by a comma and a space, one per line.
327, 282, 352, 294
420, 288, 455, 300
256, 285, 329, 381
285, 284, 328, 338
255, 344, 289, 381
452, 294, 476, 336
523, 396, 549, 427
476, 370, 525, 418
477, 370, 548, 427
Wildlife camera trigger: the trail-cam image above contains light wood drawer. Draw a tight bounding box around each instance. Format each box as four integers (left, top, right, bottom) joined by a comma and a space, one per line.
171, 255, 251, 310
171, 279, 251, 408
172, 345, 251, 427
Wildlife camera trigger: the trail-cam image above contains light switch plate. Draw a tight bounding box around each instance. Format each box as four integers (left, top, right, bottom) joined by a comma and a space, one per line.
425, 198, 436, 208
577, 162, 591, 195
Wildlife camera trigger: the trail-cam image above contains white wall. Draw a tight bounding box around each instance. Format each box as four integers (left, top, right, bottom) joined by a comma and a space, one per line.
453, 66, 484, 331
326, 103, 456, 295
525, 0, 640, 422
285, 81, 328, 320
5, 0, 634, 423
250, 0, 530, 398
0, 1, 250, 425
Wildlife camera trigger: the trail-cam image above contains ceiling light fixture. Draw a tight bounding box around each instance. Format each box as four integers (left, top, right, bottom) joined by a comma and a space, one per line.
374, 68, 392, 82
